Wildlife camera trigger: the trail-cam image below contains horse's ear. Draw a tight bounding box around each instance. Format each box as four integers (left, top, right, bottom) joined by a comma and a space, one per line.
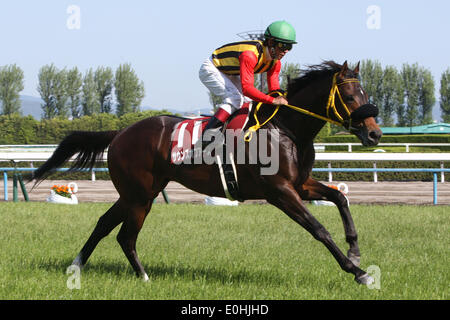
339, 60, 348, 77
353, 61, 360, 74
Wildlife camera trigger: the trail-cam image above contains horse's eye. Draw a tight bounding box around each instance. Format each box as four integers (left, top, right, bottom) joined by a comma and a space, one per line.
345, 95, 355, 102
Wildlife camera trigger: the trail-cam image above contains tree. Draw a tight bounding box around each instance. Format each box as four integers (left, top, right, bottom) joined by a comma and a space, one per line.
440, 68, 450, 122
0, 64, 24, 115
254, 74, 268, 94
53, 68, 69, 118
94, 67, 114, 113
280, 62, 301, 91
208, 92, 223, 112
38, 64, 59, 119
418, 67, 435, 124
380, 65, 403, 126
37, 64, 70, 119
360, 60, 384, 122
66, 67, 83, 118
400, 63, 420, 127
82, 68, 100, 116
115, 63, 145, 116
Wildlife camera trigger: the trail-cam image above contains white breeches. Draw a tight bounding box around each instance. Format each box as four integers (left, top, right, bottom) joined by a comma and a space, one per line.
198, 57, 251, 114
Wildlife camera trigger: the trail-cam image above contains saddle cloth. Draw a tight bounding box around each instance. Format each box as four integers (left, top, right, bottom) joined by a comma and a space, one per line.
170, 102, 251, 165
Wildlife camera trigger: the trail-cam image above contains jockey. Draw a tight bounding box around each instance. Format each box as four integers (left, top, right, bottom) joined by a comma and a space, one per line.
199, 20, 297, 140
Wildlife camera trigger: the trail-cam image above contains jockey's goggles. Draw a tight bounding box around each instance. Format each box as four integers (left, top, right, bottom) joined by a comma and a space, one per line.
275, 41, 293, 51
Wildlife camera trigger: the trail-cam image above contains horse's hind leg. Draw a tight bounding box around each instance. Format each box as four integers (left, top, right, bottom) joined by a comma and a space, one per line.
72, 199, 126, 268
297, 178, 361, 266
116, 200, 153, 281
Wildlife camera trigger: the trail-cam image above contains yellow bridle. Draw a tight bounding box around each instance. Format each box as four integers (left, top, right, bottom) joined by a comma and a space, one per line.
244, 72, 360, 142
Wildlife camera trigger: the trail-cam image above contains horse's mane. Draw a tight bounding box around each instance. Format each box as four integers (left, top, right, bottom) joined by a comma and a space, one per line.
286, 61, 355, 99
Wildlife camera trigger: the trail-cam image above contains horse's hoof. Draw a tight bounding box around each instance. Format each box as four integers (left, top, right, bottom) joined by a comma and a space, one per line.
141, 273, 149, 282
348, 251, 361, 267
355, 273, 374, 285
71, 254, 84, 269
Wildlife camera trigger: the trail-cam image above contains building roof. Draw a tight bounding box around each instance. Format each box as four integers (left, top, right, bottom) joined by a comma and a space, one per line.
380, 123, 450, 135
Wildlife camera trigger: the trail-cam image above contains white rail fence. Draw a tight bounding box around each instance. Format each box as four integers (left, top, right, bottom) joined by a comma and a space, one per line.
315, 142, 450, 153
1, 145, 449, 205
315, 152, 450, 183
1, 145, 449, 183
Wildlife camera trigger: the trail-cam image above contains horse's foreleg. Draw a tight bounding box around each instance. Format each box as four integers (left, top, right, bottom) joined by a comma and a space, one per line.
116, 200, 153, 281
72, 199, 126, 268
297, 178, 361, 266
268, 182, 372, 285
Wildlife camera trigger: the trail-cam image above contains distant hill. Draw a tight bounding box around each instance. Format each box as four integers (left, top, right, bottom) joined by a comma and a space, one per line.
432, 102, 442, 122
12, 95, 213, 120
0, 95, 44, 119
20, 95, 44, 119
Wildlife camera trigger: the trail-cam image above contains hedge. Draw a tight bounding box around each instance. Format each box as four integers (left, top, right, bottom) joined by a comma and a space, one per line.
1, 113, 448, 145
0, 110, 175, 144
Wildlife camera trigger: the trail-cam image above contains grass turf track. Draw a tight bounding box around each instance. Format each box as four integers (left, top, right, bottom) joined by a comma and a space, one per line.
0, 202, 448, 300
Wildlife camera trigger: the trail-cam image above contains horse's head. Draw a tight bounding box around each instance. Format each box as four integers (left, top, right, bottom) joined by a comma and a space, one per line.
335, 61, 382, 146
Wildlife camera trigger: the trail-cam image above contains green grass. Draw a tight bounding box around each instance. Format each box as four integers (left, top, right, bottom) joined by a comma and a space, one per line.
0, 202, 448, 300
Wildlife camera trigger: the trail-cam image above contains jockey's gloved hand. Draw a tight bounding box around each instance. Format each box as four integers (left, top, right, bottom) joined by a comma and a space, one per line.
272, 96, 288, 106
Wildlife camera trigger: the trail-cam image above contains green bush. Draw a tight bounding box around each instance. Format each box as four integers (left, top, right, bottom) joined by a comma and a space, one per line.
0, 110, 174, 144
0, 115, 39, 144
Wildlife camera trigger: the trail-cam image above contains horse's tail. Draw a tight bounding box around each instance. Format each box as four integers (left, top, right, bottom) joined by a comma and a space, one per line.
30, 130, 120, 185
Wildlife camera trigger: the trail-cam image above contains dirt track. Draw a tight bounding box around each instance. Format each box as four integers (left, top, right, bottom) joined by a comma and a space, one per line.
2, 179, 450, 205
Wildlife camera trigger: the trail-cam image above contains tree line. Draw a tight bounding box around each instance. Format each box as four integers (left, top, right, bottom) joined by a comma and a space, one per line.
0, 63, 144, 118
358, 59, 439, 126
1, 60, 450, 125
276, 60, 450, 126
207, 61, 450, 125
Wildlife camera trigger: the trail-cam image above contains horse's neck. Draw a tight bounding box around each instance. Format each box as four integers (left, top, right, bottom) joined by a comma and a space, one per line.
281, 78, 331, 142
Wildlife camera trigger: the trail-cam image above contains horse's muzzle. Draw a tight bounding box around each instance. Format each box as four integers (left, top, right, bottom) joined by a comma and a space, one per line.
348, 103, 381, 146
350, 123, 382, 146
367, 128, 383, 145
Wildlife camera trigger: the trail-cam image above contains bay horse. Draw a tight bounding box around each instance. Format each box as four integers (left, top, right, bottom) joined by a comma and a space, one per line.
32, 61, 382, 285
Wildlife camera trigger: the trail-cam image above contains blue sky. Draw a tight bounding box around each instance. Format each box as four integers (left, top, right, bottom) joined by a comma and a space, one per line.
0, 0, 448, 119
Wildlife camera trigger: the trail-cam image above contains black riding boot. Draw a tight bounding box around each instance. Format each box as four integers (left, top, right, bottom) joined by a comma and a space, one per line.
202, 116, 223, 148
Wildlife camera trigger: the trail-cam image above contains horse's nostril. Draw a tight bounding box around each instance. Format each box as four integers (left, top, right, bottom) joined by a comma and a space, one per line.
369, 130, 382, 141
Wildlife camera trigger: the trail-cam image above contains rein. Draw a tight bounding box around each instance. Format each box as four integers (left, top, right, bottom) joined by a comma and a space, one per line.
244, 72, 361, 142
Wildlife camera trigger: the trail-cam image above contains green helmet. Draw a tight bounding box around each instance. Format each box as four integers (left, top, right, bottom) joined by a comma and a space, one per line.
264, 20, 297, 44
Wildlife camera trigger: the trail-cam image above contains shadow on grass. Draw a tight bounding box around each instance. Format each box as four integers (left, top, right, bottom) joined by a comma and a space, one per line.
33, 257, 286, 286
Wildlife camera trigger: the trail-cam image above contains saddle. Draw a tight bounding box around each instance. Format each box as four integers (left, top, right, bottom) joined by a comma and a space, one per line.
170, 102, 252, 202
